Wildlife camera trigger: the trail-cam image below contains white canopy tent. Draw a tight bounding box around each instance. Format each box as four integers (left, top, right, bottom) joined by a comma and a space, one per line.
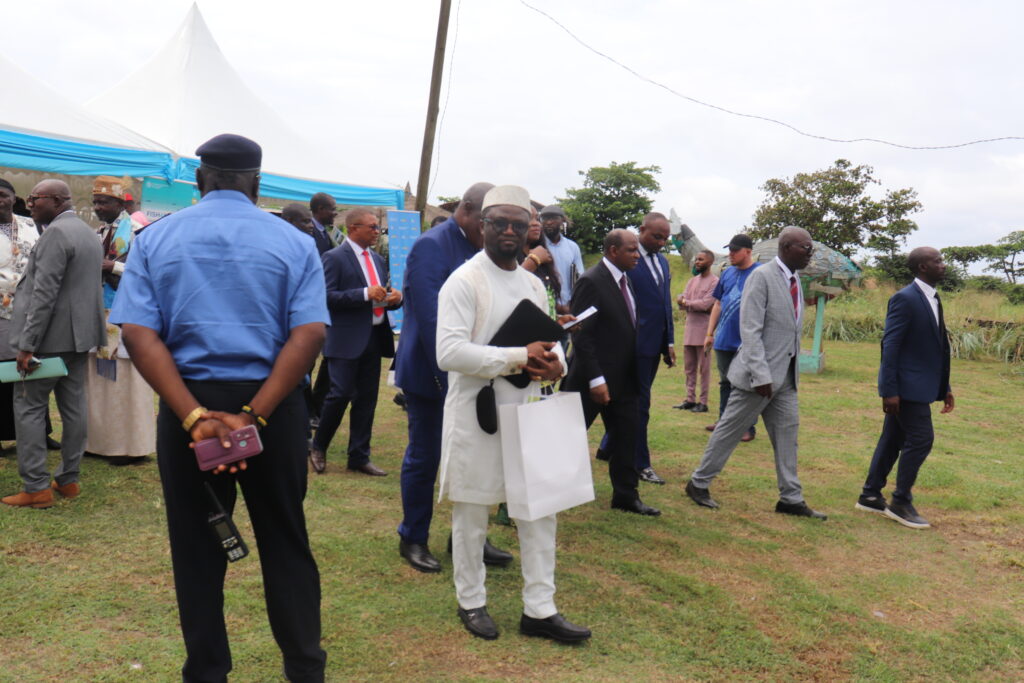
88, 3, 351, 184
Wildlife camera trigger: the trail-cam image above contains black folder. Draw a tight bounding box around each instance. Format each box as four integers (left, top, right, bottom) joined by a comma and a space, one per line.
488, 299, 566, 389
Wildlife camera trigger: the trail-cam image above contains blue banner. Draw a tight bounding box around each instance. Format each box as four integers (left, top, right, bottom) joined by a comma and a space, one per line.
386, 210, 422, 332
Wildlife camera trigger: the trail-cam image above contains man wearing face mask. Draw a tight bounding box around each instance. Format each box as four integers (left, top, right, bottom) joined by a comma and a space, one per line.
675, 250, 719, 413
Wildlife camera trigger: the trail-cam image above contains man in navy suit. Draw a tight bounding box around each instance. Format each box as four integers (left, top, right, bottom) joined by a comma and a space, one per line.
309, 208, 401, 477
394, 182, 512, 573
597, 213, 675, 485
857, 246, 953, 529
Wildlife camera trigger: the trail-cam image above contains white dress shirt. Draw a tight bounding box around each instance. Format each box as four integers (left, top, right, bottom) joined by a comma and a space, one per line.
346, 237, 385, 325
914, 278, 940, 325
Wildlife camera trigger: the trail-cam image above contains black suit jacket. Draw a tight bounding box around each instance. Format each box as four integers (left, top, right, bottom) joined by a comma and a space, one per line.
563, 260, 638, 399
321, 241, 398, 360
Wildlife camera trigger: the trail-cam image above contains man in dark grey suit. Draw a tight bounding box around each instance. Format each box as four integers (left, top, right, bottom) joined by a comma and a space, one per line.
2, 179, 105, 509
683, 227, 826, 519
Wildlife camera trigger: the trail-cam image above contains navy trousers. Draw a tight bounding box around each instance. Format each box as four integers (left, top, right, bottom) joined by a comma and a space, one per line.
312, 343, 382, 468
598, 354, 660, 471
862, 400, 934, 504
397, 391, 445, 545
157, 383, 325, 683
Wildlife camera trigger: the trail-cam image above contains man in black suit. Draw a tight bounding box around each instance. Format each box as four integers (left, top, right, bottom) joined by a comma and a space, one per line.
309, 208, 401, 476
308, 192, 338, 256
563, 229, 660, 516
857, 247, 953, 529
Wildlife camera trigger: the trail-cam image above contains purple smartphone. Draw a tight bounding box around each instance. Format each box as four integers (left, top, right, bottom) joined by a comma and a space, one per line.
194, 425, 263, 471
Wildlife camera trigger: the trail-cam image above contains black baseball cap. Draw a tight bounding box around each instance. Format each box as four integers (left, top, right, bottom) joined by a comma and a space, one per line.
725, 234, 753, 250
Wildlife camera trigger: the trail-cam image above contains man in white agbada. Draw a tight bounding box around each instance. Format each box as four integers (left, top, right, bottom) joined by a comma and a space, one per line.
436, 185, 591, 643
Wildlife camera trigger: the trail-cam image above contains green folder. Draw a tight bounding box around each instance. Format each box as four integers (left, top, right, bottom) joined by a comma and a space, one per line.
0, 357, 69, 383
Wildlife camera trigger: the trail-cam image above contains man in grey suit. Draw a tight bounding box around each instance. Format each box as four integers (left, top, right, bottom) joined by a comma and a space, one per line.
2, 179, 105, 509
683, 226, 827, 520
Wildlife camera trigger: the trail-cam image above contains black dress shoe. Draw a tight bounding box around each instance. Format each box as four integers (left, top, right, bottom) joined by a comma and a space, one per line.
458, 606, 498, 640
446, 535, 514, 567
107, 455, 150, 467
690, 403, 709, 413
638, 467, 666, 485
483, 539, 513, 567
685, 480, 719, 509
775, 500, 827, 520
46, 436, 62, 451
520, 613, 591, 643
673, 401, 697, 410
308, 447, 326, 474
348, 461, 386, 476
595, 447, 610, 462
611, 497, 661, 516
399, 539, 442, 573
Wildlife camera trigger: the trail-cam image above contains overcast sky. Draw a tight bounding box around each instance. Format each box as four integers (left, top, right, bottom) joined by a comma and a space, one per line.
5, 0, 1022, 256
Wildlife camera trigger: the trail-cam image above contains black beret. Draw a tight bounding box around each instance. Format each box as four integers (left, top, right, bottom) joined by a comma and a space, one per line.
195, 133, 262, 172
539, 204, 565, 218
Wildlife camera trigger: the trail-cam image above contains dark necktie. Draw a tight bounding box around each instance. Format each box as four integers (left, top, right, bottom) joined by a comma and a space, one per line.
620, 275, 636, 326
789, 275, 799, 318
936, 293, 945, 333
648, 253, 661, 287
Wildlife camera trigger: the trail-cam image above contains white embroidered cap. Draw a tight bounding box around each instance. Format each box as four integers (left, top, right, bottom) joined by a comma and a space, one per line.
481, 185, 531, 214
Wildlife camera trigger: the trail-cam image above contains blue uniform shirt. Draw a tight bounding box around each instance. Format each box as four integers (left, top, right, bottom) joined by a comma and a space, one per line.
712, 262, 761, 352
109, 190, 330, 381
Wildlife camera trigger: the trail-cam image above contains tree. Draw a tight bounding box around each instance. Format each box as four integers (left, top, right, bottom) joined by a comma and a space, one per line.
748, 159, 922, 257
559, 161, 661, 253
984, 230, 1024, 284
435, 195, 460, 205
942, 231, 1024, 284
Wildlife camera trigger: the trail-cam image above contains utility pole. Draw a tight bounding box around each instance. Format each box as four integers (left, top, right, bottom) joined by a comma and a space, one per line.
415, 0, 452, 224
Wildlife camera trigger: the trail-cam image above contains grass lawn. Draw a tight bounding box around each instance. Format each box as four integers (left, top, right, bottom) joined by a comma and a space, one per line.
2, 339, 1023, 682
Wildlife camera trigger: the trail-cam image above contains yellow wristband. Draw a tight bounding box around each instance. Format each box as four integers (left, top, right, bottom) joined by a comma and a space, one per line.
181, 406, 207, 432
527, 253, 542, 266
241, 404, 268, 429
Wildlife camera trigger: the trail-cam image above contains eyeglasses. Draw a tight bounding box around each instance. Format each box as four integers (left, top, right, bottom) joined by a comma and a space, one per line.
792, 243, 814, 254
352, 223, 381, 232
27, 194, 66, 205
483, 217, 529, 234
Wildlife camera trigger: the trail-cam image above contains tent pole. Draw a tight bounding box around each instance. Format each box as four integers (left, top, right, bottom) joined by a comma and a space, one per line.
415, 0, 452, 225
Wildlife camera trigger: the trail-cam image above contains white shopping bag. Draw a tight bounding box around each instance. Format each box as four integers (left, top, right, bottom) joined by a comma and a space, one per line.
498, 392, 594, 521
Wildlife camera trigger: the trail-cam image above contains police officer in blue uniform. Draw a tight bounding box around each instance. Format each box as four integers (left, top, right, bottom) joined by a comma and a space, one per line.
111, 134, 330, 683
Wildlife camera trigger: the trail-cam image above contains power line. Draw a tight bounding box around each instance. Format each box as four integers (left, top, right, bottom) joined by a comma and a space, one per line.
519, 0, 1024, 151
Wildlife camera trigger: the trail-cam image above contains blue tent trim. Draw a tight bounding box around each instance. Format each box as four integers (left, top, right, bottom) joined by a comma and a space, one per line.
0, 127, 404, 209
173, 157, 404, 207
0, 127, 174, 178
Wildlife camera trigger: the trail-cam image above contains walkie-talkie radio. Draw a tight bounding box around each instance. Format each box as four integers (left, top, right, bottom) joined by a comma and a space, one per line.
204, 482, 249, 562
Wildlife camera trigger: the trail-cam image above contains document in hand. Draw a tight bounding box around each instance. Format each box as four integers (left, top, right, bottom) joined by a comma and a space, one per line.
499, 392, 594, 521
0, 357, 69, 383
488, 298, 566, 389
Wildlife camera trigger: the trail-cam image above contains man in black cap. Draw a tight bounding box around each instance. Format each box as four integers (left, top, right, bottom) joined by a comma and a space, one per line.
111, 133, 330, 682
540, 205, 584, 310
702, 234, 760, 441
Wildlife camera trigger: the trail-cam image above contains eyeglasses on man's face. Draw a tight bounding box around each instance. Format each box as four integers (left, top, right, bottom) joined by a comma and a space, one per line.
484, 217, 529, 234
27, 194, 65, 205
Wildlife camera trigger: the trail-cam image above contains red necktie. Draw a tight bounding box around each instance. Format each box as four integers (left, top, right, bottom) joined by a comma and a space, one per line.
789, 275, 799, 318
363, 249, 384, 317
620, 275, 636, 326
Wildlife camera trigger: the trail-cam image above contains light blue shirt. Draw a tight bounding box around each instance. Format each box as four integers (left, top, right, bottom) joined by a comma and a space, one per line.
547, 234, 584, 305
109, 190, 330, 381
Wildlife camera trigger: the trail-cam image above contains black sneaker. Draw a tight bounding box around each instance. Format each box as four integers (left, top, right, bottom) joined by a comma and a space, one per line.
855, 494, 887, 514
884, 502, 930, 529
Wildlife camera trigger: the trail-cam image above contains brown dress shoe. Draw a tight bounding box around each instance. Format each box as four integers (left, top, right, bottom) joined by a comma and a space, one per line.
51, 480, 81, 498
705, 423, 717, 432
2, 489, 54, 508
348, 462, 387, 476
309, 447, 326, 474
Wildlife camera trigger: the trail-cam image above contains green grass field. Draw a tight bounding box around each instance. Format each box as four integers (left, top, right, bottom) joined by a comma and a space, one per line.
2, 337, 1023, 682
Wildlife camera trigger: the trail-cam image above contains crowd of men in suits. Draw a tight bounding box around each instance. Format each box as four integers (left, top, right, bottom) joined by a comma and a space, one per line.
0, 133, 955, 677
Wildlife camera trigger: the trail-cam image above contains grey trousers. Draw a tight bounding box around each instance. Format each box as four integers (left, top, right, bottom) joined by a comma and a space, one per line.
14, 352, 88, 492
691, 364, 803, 504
